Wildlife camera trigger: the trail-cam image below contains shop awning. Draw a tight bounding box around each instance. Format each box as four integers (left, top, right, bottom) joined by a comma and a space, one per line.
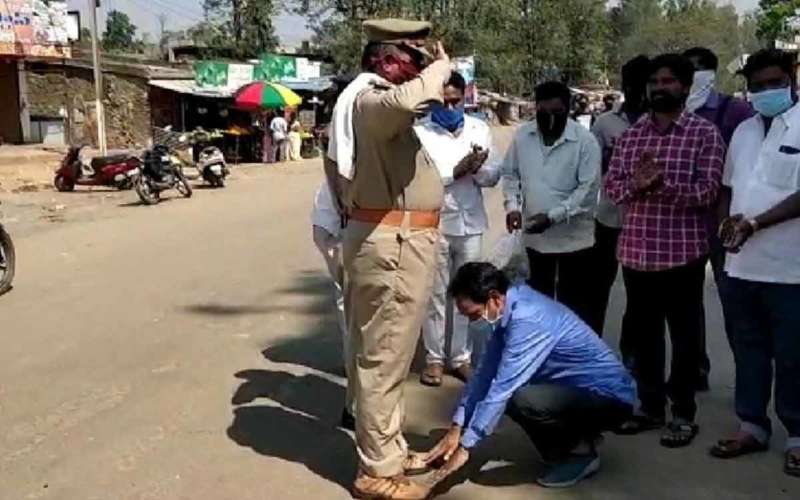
148, 79, 234, 98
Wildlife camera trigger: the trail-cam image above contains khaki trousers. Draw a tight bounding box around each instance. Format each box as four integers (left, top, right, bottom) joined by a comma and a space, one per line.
343, 220, 438, 477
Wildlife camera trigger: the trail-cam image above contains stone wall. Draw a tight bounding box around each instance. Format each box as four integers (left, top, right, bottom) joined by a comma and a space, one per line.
26, 67, 151, 149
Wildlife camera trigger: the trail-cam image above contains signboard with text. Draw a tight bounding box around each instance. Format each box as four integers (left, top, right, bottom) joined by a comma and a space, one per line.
0, 0, 71, 57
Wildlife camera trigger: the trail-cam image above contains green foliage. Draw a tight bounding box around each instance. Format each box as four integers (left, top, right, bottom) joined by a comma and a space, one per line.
199, 0, 279, 59
756, 0, 800, 43
102, 10, 137, 52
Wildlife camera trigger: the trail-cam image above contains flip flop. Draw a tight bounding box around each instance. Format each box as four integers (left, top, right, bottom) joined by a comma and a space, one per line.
420, 363, 444, 387
661, 421, 699, 449
709, 435, 768, 459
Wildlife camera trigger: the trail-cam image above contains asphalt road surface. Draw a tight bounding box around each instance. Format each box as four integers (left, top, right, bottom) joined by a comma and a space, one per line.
2, 145, 798, 499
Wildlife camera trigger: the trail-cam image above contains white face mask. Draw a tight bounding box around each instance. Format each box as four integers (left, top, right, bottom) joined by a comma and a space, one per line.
686, 70, 716, 112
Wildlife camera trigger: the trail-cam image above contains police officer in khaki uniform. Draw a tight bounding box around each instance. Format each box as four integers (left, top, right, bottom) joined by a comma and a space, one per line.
327, 18, 452, 499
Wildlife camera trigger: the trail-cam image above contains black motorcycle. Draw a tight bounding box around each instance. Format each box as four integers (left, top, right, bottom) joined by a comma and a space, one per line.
0, 221, 15, 296
135, 144, 193, 205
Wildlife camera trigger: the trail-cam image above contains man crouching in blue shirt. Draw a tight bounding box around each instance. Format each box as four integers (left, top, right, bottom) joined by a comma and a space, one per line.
424, 262, 636, 488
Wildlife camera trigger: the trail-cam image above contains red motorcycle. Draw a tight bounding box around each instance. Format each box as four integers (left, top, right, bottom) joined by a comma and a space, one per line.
54, 146, 141, 192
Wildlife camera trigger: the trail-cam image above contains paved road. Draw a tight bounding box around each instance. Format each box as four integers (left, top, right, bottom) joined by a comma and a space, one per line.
1, 154, 798, 499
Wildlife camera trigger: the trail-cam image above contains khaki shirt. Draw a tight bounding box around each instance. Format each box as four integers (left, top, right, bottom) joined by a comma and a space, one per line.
345, 60, 451, 212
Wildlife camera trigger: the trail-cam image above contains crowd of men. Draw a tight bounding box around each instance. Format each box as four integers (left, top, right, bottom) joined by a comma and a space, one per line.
309, 17, 800, 500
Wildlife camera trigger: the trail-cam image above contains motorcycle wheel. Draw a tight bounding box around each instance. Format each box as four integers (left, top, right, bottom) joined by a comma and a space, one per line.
135, 177, 161, 205
176, 171, 193, 198
214, 176, 225, 188
54, 174, 75, 192
0, 226, 16, 296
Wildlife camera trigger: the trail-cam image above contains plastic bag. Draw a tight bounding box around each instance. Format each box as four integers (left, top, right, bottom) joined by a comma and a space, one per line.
488, 232, 529, 282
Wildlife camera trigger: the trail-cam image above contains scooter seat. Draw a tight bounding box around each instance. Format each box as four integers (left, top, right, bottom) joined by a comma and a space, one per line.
91, 154, 130, 169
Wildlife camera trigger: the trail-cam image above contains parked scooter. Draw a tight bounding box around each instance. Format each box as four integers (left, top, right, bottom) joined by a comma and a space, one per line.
55, 146, 141, 192
0, 206, 15, 296
196, 145, 228, 188
135, 143, 192, 205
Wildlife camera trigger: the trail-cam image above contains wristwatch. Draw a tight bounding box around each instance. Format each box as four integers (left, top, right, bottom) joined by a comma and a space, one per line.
747, 218, 760, 233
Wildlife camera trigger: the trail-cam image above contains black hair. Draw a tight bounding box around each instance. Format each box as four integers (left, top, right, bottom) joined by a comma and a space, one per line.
534, 81, 571, 107
361, 42, 423, 72
649, 53, 696, 87
445, 71, 466, 93
621, 55, 651, 90
740, 48, 796, 83
682, 47, 719, 71
447, 262, 510, 304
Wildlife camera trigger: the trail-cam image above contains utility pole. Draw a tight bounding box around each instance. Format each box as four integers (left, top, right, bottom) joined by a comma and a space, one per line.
89, 0, 107, 155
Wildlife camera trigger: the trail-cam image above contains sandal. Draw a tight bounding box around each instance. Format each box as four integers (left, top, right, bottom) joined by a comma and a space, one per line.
615, 414, 665, 435
709, 433, 768, 459
420, 363, 444, 387
785, 448, 800, 478
660, 420, 699, 448
402, 452, 430, 476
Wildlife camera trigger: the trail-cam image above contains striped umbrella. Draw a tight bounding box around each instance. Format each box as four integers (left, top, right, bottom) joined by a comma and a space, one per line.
234, 82, 302, 110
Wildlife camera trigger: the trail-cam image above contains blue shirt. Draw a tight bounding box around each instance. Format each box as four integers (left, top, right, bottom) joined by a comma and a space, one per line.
452, 284, 637, 449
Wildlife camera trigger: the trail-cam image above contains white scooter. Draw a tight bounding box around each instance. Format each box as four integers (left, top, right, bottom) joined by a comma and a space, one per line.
196, 146, 228, 188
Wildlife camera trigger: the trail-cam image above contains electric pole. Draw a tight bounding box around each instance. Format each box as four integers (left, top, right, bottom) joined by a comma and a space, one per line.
89, 0, 107, 155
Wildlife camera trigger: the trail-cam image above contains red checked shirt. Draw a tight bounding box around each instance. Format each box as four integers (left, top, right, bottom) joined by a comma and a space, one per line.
605, 112, 724, 271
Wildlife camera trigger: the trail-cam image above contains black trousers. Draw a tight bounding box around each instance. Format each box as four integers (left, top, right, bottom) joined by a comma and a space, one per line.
621, 258, 706, 421
506, 384, 632, 462
696, 234, 729, 380
526, 247, 597, 333
590, 222, 621, 337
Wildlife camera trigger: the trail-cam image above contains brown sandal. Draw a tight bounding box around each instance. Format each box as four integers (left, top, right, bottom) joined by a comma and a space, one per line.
786, 448, 800, 478
710, 433, 768, 459
402, 452, 430, 476
420, 363, 444, 387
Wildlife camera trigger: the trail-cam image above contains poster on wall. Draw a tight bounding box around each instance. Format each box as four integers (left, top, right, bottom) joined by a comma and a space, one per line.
0, 0, 71, 57
454, 56, 477, 108
194, 61, 229, 87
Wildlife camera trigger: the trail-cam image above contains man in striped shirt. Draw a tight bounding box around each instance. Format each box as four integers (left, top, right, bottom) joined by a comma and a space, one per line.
605, 54, 724, 448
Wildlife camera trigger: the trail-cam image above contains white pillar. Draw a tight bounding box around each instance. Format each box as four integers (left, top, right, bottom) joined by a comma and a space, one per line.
17, 60, 31, 143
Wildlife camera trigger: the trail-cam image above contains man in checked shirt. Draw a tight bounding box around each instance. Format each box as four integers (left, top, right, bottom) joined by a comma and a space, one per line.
605, 54, 724, 448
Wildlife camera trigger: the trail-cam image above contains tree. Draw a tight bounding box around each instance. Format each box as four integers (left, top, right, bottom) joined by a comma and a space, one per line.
200, 0, 279, 58
103, 10, 137, 52
756, 0, 800, 43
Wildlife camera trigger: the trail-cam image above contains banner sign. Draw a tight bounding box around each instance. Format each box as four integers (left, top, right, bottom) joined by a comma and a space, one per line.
196, 56, 322, 89
454, 56, 477, 107
0, 1, 71, 57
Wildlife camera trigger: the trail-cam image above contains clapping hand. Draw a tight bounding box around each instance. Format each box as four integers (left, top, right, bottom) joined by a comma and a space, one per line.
453, 145, 489, 180
633, 151, 663, 194
719, 214, 755, 253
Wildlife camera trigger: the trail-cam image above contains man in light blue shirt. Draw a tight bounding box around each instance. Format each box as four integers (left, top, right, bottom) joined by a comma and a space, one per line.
425, 262, 635, 489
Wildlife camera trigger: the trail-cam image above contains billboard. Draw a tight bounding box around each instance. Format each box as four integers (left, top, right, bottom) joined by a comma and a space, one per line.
454, 56, 476, 107
0, 1, 71, 57
195, 56, 322, 89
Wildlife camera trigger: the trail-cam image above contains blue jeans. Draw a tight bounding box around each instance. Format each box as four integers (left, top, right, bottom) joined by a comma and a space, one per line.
725, 276, 800, 447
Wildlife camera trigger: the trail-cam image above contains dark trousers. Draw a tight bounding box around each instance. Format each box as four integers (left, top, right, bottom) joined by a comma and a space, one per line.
506, 384, 632, 462
725, 276, 800, 439
588, 222, 620, 336
526, 247, 596, 333
622, 258, 706, 421
696, 234, 732, 380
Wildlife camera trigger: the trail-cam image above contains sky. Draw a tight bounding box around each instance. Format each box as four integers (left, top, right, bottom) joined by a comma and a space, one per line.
68, 0, 761, 48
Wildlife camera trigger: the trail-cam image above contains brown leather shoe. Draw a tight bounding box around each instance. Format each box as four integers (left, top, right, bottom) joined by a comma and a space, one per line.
352, 470, 430, 499
402, 451, 430, 476
451, 363, 473, 383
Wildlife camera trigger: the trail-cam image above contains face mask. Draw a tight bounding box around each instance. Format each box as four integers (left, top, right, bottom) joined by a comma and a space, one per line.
649, 90, 685, 113
686, 70, 715, 112
749, 87, 794, 118
431, 104, 465, 132
536, 110, 568, 137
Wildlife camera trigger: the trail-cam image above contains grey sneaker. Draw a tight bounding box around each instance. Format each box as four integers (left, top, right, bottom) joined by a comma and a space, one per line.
537, 454, 600, 488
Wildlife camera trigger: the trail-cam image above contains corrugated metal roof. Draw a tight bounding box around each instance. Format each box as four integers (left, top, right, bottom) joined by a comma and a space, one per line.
148, 79, 234, 98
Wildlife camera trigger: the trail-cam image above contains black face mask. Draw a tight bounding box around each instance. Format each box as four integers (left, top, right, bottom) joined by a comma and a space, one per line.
649, 90, 685, 113
536, 110, 569, 138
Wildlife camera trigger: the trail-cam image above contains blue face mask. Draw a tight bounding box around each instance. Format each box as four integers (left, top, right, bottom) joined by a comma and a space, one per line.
431, 104, 465, 132
748, 87, 794, 118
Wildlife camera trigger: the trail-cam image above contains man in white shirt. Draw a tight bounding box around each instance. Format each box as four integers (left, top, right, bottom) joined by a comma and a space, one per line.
414, 73, 500, 386
503, 81, 601, 328
270, 110, 289, 162
709, 49, 800, 478
310, 180, 354, 429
